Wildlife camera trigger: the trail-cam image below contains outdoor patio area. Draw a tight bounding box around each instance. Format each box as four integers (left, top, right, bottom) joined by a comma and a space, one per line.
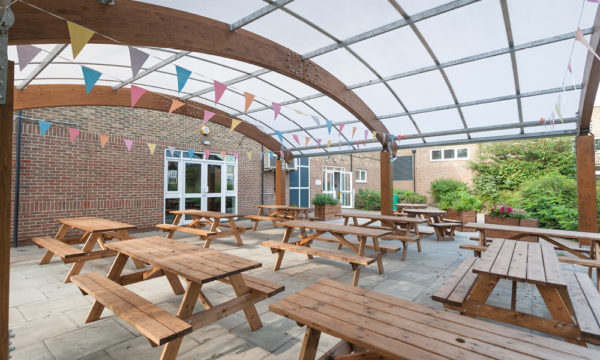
7, 215, 597, 359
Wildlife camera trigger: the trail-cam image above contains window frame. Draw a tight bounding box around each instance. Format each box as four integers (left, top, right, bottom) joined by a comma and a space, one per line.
430, 147, 469, 161
355, 169, 367, 183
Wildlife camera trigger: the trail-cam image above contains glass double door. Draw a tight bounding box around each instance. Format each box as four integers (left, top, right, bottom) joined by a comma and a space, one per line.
323, 170, 353, 208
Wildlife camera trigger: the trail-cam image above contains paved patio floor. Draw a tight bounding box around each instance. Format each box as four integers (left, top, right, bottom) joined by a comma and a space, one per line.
8, 215, 598, 359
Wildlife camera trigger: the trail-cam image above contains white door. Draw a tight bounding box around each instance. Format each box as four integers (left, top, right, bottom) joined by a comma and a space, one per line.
340, 171, 353, 208
322, 170, 335, 199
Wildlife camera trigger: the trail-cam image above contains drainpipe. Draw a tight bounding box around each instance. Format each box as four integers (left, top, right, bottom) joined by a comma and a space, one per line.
260, 145, 264, 205
412, 149, 417, 193
13, 110, 22, 247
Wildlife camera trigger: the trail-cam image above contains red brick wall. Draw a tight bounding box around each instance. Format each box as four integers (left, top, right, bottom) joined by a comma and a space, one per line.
10, 106, 270, 245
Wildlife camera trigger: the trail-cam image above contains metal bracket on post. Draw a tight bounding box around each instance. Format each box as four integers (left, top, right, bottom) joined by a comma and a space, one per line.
0, 4, 14, 105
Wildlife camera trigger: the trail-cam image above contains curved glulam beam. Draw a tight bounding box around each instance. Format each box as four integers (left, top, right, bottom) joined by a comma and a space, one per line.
13, 84, 283, 153
578, 5, 600, 133
9, 0, 393, 151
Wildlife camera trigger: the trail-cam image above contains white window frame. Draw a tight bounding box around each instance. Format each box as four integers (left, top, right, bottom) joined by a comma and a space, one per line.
430, 147, 469, 161
355, 169, 367, 183
594, 139, 600, 153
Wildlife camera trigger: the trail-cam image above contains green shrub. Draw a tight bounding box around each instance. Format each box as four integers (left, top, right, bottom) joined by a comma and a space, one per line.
449, 192, 482, 211
430, 179, 468, 204
393, 189, 427, 204
355, 188, 381, 211
311, 193, 339, 206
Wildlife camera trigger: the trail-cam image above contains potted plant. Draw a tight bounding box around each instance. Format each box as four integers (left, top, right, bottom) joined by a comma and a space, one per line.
312, 193, 341, 220
484, 205, 539, 242
438, 191, 481, 232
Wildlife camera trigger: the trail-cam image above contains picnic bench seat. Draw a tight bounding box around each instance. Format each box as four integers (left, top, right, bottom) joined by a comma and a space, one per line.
32, 236, 85, 260
459, 243, 488, 257
311, 234, 402, 253
431, 257, 479, 307
222, 274, 285, 298
564, 271, 600, 343
469, 236, 504, 243
155, 224, 217, 238
261, 240, 376, 267
71, 272, 192, 346
430, 222, 459, 241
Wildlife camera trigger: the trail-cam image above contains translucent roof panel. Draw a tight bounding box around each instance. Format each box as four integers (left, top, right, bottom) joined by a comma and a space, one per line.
521, 90, 581, 122
412, 109, 464, 133
461, 100, 519, 128
352, 83, 405, 115
257, 72, 320, 98
311, 48, 376, 85
387, 70, 455, 110
424, 134, 469, 143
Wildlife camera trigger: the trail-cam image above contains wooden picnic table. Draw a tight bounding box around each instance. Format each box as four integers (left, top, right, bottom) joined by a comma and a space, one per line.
249, 204, 311, 230
404, 207, 460, 241
340, 213, 427, 260
270, 278, 600, 360
466, 222, 600, 289
261, 219, 391, 286
33, 216, 142, 283
157, 209, 246, 247
72, 236, 283, 360
433, 238, 600, 345
394, 203, 427, 214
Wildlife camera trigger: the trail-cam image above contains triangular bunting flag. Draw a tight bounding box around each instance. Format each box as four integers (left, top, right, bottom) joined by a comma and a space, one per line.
279, 150, 284, 158
372, 131, 377, 141
327, 120, 332, 134
293, 134, 300, 145
167, 146, 175, 157
128, 46, 149, 78
124, 139, 134, 151
247, 152, 252, 161
269, 151, 274, 160
293, 109, 305, 116
327, 140, 332, 149
176, 65, 192, 93
338, 123, 345, 137
202, 110, 215, 125
362, 139, 366, 146
272, 102, 281, 120
130, 85, 146, 107
539, 117, 545, 124
229, 119, 241, 133
204, 150, 211, 159
220, 151, 226, 158
148, 143, 156, 154
275, 130, 283, 143
311, 115, 320, 126
81, 66, 101, 94
364, 129, 369, 140
99, 134, 109, 148
38, 120, 51, 136
316, 139, 322, 147
169, 99, 185, 114
555, 103, 564, 123
67, 21, 95, 59
243, 92, 255, 113
356, 141, 360, 149
351, 127, 356, 139
17, 45, 42, 71
576, 27, 600, 61
305, 137, 310, 147
347, 140, 352, 148
214, 81, 227, 105
188, 149, 195, 159
233, 152, 238, 159
568, 59, 573, 73
68, 128, 80, 143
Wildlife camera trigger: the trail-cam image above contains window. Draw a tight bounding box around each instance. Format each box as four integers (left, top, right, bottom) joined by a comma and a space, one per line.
595, 139, 600, 152
430, 147, 469, 161
355, 169, 367, 183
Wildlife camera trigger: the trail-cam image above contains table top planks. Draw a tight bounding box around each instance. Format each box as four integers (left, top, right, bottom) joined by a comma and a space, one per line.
465, 222, 600, 242
55, 217, 136, 232
169, 210, 241, 218
278, 220, 391, 238
270, 279, 600, 360
256, 204, 309, 211
341, 213, 427, 224
395, 203, 428, 209
105, 236, 261, 284
404, 208, 446, 216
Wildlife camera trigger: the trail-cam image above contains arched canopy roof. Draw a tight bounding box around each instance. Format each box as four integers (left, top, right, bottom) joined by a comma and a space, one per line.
8, 0, 600, 157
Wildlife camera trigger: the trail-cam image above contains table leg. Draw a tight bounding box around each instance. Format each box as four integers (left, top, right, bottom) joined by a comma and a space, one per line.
536, 285, 582, 344
299, 327, 321, 360
64, 232, 101, 283
116, 230, 145, 269
371, 236, 384, 275
85, 252, 130, 323
510, 281, 517, 311
252, 208, 262, 231
274, 226, 294, 271
594, 242, 600, 291
40, 224, 71, 264
228, 217, 244, 246
161, 282, 203, 360
164, 271, 185, 295
468, 274, 499, 304
229, 273, 262, 330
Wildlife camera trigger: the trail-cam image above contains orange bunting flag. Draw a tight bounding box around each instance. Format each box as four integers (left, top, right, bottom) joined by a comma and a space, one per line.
220, 151, 226, 158
67, 21, 95, 59
351, 127, 356, 139
169, 99, 185, 114
539, 117, 545, 124
305, 137, 310, 147
148, 143, 156, 154
229, 119, 241, 133
244, 92, 255, 113
99, 134, 109, 148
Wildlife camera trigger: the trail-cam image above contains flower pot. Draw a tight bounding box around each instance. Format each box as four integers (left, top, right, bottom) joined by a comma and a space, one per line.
313, 203, 341, 221
445, 209, 477, 232
484, 215, 539, 242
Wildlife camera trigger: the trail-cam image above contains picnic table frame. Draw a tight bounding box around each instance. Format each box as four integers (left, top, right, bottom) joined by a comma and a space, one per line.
99, 236, 274, 359
250, 204, 310, 230
163, 209, 246, 247
38, 217, 142, 283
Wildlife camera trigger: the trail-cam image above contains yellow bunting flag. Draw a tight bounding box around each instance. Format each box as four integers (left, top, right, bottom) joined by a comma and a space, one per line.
327, 140, 332, 149
555, 104, 564, 123
351, 127, 356, 139
247, 152, 252, 161
229, 119, 241, 133
169, 99, 185, 114
148, 143, 156, 154
244, 92, 255, 113
305, 137, 310, 147
372, 131, 377, 141
293, 109, 305, 116
99, 134, 109, 148
67, 21, 95, 59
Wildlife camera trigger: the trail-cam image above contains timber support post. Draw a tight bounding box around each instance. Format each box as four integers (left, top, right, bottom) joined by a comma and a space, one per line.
275, 158, 285, 205
380, 150, 393, 216
576, 133, 598, 246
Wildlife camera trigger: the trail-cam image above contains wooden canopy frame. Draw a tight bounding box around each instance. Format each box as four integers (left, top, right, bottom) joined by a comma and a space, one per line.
14, 84, 283, 153
9, 0, 393, 150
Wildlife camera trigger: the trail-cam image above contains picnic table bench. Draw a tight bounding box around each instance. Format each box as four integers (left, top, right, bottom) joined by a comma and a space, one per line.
404, 207, 459, 239
72, 236, 283, 360
32, 217, 143, 283
340, 213, 426, 260
433, 238, 600, 345
270, 279, 600, 359
248, 204, 310, 230
156, 209, 246, 247
261, 220, 391, 286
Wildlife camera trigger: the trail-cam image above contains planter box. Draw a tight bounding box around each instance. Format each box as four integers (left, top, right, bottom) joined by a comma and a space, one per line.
444, 209, 477, 232
313, 203, 341, 221
484, 215, 539, 242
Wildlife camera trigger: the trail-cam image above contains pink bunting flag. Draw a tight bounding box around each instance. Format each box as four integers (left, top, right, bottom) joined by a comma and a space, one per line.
575, 27, 600, 61
272, 102, 281, 120
338, 123, 345, 137
124, 139, 133, 151
568, 59, 573, 73
317, 139, 322, 147
233, 151, 238, 159
279, 150, 284, 159
204, 150, 211, 159
292, 134, 300, 145
364, 129, 369, 140
130, 85, 146, 108
214, 80, 227, 105
68, 128, 80, 143
202, 110, 215, 125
